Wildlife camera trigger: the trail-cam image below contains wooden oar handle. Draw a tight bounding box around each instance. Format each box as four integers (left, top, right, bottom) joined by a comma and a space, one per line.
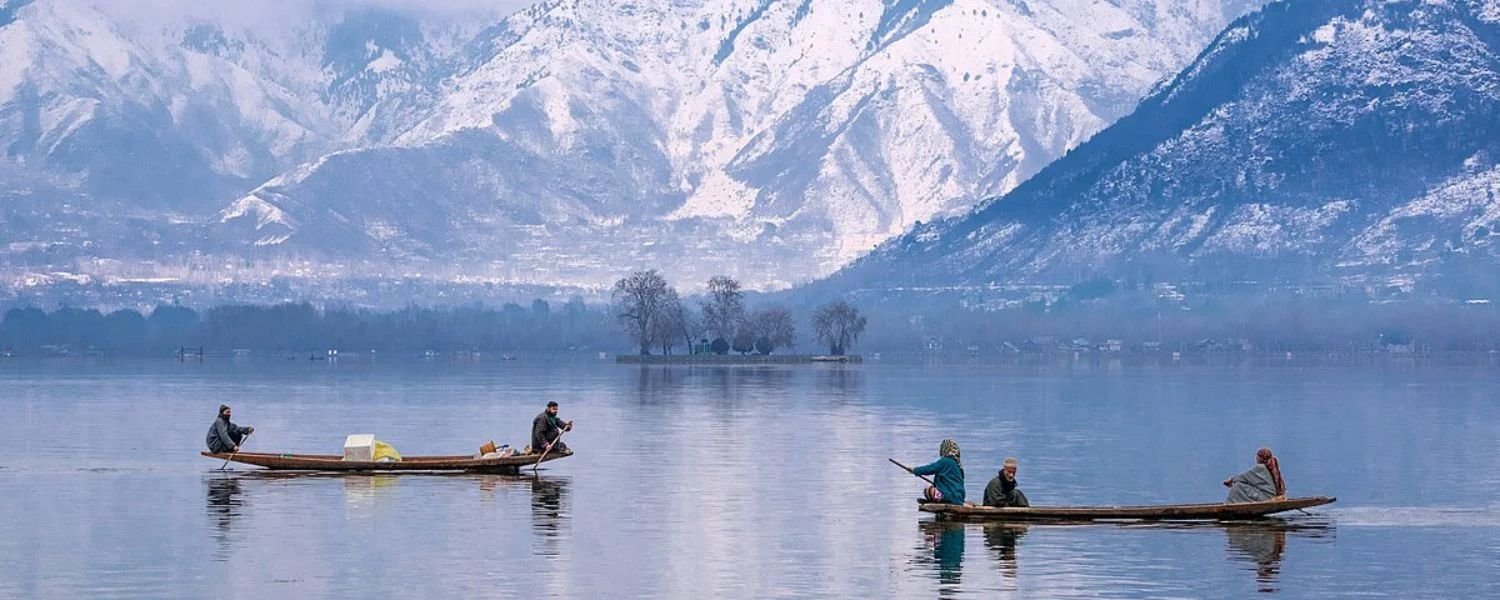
889, 458, 937, 486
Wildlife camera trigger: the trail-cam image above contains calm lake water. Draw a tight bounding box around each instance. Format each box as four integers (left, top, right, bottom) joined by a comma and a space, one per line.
1, 356, 1498, 598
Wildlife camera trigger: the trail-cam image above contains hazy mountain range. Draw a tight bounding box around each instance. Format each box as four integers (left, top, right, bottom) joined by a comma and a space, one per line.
0, 0, 1259, 292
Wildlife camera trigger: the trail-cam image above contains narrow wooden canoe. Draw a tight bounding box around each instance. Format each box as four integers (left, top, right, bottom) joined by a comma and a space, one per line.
201, 450, 571, 474
919, 496, 1336, 521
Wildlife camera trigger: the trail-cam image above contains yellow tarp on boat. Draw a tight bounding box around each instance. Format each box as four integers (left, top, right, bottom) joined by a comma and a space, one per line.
372, 440, 402, 462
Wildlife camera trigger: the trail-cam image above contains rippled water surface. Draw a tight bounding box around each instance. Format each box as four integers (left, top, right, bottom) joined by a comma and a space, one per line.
2, 357, 1498, 598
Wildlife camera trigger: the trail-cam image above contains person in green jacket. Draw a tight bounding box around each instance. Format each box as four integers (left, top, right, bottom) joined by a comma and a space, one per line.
914, 439, 966, 504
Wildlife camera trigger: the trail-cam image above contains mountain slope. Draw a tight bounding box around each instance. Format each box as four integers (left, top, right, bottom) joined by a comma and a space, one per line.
212, 0, 1258, 287
825, 0, 1500, 293
0, 0, 505, 256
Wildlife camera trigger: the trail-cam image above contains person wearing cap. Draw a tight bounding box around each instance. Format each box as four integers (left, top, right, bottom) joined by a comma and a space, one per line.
531, 401, 574, 454
205, 404, 254, 454
984, 457, 1030, 507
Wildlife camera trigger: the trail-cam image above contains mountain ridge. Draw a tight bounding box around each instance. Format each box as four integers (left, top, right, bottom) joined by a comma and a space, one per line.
0, 0, 1257, 291
210, 0, 1258, 288
820, 0, 1500, 296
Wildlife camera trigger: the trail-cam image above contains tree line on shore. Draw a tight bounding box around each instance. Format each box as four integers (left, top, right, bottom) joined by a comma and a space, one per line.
0, 300, 615, 355
3, 282, 1495, 356
611, 271, 867, 356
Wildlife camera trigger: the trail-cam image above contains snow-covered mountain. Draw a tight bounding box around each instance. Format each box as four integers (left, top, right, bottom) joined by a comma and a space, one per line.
1, 0, 1256, 290
0, 0, 505, 262
0, 0, 494, 201
217, 0, 1259, 288
820, 0, 1500, 295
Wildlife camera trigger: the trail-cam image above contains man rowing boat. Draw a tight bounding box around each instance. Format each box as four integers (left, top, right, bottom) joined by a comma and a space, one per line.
1224, 447, 1287, 503
205, 404, 254, 454
531, 401, 574, 455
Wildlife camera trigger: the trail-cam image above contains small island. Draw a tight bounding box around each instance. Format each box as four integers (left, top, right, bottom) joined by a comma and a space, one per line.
610, 271, 866, 364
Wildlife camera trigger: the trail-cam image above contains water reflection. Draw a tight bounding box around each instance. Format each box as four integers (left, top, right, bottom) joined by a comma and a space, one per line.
473, 474, 572, 555
203, 475, 245, 558
1226, 524, 1286, 592
815, 366, 864, 399
343, 473, 400, 506
1221, 520, 1335, 593
631, 365, 864, 401
529, 476, 569, 556
910, 518, 1334, 595
204, 472, 573, 559
981, 524, 1028, 581
916, 522, 966, 597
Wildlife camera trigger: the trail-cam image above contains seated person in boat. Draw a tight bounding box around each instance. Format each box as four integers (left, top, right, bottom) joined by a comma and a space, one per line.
984, 457, 1030, 507
205, 404, 253, 454
914, 439, 966, 504
531, 401, 574, 454
1223, 447, 1287, 503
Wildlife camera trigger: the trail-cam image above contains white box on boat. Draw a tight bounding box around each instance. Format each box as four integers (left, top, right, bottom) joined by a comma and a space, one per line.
343, 434, 376, 461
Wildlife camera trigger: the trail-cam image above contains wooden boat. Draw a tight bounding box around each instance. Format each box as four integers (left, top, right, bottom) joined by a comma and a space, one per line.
919, 496, 1336, 522
201, 450, 571, 474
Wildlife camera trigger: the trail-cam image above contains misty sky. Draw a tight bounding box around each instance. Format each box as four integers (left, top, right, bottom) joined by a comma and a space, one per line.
91, 0, 541, 25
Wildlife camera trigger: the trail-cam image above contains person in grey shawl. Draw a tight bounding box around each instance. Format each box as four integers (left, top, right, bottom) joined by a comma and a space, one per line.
205, 404, 254, 454
1224, 447, 1287, 503
984, 457, 1030, 507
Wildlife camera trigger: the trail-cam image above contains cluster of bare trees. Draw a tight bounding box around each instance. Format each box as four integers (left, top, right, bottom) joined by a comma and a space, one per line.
613, 271, 863, 356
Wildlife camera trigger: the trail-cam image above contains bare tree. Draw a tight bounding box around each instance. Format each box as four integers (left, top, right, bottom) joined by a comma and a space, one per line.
654, 288, 697, 355
612, 270, 671, 355
812, 300, 867, 355
674, 297, 702, 353
749, 306, 796, 354
701, 275, 745, 342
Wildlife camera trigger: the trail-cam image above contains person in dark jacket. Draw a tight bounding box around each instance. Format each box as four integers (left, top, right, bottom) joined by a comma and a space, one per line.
531, 401, 573, 454
914, 439, 966, 504
205, 404, 253, 454
983, 457, 1030, 507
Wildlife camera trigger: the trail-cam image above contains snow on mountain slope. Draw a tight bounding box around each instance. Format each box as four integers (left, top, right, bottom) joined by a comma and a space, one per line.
0, 0, 326, 207
218, 0, 1256, 287
825, 0, 1500, 292
0, 0, 508, 200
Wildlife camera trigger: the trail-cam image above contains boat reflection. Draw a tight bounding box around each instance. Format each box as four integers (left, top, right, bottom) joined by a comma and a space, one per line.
205, 471, 573, 556
343, 473, 401, 506
911, 517, 1333, 593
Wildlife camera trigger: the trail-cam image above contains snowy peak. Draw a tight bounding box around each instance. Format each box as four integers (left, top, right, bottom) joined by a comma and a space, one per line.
220, 0, 1254, 288
3, 0, 1257, 290
831, 0, 1500, 290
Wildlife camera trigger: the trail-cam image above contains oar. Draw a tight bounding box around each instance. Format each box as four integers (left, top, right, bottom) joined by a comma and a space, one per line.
889, 458, 936, 486
219, 432, 250, 471
532, 429, 566, 474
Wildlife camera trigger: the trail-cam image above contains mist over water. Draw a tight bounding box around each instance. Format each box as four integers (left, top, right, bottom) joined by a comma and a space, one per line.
1, 357, 1497, 598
